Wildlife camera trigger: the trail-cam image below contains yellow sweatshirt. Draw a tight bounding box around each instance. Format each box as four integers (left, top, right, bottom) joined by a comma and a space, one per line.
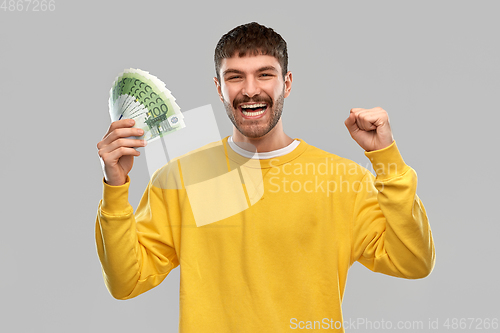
95, 136, 435, 332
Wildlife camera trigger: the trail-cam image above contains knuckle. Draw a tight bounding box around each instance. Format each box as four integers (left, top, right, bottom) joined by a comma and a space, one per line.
117, 128, 128, 136
109, 129, 120, 139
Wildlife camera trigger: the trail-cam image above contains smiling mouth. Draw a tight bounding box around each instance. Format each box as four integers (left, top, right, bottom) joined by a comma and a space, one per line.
239, 103, 268, 117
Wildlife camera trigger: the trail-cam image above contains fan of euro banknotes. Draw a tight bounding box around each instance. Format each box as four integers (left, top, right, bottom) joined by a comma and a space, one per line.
108, 68, 185, 143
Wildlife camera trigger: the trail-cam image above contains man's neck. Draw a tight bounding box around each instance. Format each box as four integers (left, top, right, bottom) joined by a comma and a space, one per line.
231, 121, 294, 153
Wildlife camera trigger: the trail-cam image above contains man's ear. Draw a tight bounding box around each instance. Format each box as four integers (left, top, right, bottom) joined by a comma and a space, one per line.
213, 77, 224, 102
283, 71, 293, 98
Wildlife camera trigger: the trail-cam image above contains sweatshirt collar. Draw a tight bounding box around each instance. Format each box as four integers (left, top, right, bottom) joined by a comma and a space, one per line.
222, 136, 309, 169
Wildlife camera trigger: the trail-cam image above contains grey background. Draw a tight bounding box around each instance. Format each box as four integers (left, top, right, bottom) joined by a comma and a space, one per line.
1, 0, 498, 332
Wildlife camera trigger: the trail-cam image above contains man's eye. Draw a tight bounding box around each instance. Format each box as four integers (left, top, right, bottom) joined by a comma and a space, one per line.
260, 73, 273, 77
227, 76, 241, 80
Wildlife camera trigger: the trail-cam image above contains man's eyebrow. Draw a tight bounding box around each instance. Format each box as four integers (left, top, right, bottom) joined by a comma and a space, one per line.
222, 69, 244, 76
256, 66, 279, 73
222, 66, 279, 77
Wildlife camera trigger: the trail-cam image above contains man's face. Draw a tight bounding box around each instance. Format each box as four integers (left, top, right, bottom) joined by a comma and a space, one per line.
214, 53, 292, 139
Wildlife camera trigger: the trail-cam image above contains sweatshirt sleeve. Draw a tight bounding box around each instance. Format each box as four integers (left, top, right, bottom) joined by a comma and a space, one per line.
350, 141, 435, 279
95, 172, 180, 299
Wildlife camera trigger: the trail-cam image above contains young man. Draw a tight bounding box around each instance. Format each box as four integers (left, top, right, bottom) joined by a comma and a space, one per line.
96, 22, 435, 332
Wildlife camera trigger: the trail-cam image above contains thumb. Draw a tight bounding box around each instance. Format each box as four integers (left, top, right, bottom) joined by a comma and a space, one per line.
344, 112, 359, 134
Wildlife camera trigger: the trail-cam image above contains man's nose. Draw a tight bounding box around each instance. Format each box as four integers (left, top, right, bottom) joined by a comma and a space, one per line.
242, 77, 260, 98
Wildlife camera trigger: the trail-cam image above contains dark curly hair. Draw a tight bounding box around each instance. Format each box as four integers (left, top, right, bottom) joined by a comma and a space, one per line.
214, 22, 288, 81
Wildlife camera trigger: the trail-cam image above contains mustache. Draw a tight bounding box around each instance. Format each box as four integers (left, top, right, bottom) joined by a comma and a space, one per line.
233, 96, 273, 109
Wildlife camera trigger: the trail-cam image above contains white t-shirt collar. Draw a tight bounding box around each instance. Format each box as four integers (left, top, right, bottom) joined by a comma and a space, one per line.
227, 136, 300, 160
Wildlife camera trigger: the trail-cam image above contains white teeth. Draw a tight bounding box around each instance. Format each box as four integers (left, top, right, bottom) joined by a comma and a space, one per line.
240, 103, 267, 117
240, 103, 267, 109
242, 109, 265, 116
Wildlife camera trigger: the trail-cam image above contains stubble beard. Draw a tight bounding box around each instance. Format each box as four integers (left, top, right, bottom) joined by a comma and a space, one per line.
223, 87, 285, 139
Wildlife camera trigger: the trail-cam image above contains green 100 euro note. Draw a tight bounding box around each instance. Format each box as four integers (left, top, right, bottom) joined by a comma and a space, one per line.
108, 68, 185, 143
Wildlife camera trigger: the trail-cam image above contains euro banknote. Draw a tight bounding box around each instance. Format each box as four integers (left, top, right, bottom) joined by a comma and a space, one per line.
108, 68, 185, 143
